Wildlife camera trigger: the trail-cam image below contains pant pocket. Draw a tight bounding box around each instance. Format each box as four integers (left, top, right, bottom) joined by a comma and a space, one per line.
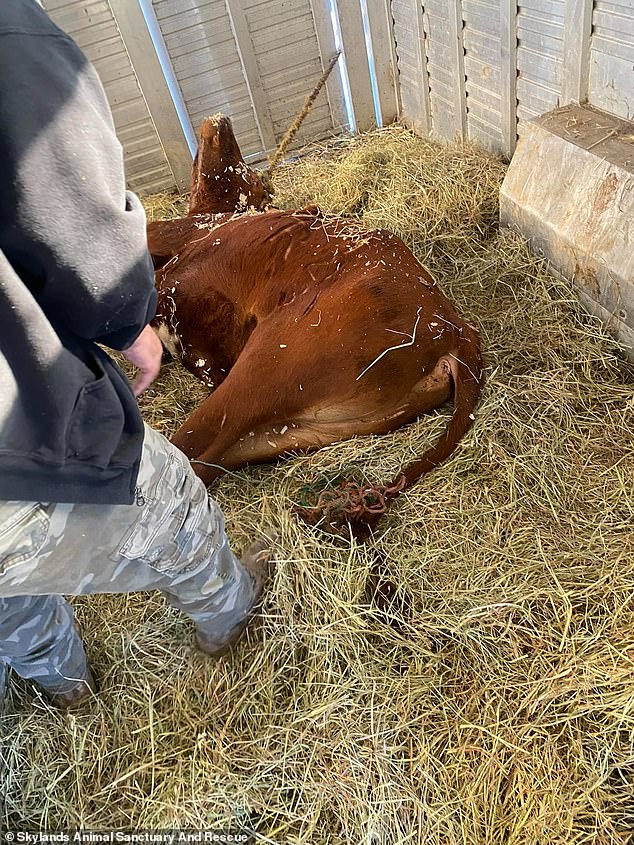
0, 504, 50, 576
67, 373, 125, 468
114, 454, 219, 574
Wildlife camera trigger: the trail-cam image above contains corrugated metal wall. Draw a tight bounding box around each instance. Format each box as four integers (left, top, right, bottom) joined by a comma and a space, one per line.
39, 0, 634, 183
243, 0, 334, 141
424, 0, 465, 141
43, 0, 351, 192
391, 0, 430, 136
463, 0, 504, 150
151, 0, 264, 156
150, 0, 339, 155
392, 0, 634, 157
45, 0, 176, 192
589, 0, 634, 119
516, 0, 565, 133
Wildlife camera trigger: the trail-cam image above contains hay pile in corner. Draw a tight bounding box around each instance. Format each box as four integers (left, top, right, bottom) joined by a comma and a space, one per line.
2, 126, 633, 843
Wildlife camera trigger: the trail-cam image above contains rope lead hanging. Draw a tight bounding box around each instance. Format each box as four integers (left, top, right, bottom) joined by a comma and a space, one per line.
259, 50, 342, 197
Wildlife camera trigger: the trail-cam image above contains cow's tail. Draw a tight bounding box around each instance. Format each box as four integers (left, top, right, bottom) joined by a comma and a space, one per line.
389, 329, 485, 495
295, 329, 485, 539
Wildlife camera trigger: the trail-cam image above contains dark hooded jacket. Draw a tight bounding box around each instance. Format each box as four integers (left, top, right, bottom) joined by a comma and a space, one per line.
0, 0, 158, 504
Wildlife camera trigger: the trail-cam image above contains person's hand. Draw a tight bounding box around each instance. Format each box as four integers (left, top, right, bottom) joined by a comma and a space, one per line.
120, 324, 163, 397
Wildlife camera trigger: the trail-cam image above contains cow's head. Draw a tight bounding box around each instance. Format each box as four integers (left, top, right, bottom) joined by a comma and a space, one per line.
188, 114, 271, 215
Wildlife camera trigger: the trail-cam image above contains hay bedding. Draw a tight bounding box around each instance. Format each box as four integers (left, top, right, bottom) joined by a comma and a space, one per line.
2, 126, 634, 843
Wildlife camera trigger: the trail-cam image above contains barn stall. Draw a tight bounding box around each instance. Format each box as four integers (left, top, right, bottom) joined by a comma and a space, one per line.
1, 0, 634, 841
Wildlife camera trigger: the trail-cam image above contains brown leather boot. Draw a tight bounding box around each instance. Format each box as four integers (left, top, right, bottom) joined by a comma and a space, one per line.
195, 535, 276, 658
45, 666, 97, 710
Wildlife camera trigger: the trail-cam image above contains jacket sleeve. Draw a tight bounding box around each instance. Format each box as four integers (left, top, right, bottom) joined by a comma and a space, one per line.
0, 25, 157, 351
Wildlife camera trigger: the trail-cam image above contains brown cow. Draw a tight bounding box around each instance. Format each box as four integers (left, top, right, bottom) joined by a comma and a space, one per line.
188, 113, 269, 214
147, 115, 484, 537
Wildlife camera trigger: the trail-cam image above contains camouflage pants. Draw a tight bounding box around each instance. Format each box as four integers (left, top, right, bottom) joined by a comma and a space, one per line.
0, 425, 255, 696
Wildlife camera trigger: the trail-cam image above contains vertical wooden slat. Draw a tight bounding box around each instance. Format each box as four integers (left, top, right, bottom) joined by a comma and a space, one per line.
448, 0, 467, 139
108, 0, 193, 190
500, 0, 518, 157
224, 0, 278, 152
562, 0, 594, 104
332, 0, 377, 131
309, 0, 350, 132
363, 0, 400, 125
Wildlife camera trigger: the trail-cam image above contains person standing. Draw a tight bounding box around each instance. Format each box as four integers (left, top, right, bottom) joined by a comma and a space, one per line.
0, 0, 274, 710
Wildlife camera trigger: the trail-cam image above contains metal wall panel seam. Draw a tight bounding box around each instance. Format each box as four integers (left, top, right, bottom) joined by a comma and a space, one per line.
501, 0, 518, 155
449, 0, 468, 138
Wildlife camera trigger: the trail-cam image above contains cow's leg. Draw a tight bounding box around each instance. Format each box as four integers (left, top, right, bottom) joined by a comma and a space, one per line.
171, 341, 453, 485
176, 399, 380, 485
170, 312, 342, 481
170, 346, 308, 484
213, 355, 453, 472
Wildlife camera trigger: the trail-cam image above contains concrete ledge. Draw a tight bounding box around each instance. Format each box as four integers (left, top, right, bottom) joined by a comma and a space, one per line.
500, 104, 634, 360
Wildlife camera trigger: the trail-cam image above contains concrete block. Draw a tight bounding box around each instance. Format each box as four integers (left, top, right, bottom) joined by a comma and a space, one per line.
500, 103, 634, 360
